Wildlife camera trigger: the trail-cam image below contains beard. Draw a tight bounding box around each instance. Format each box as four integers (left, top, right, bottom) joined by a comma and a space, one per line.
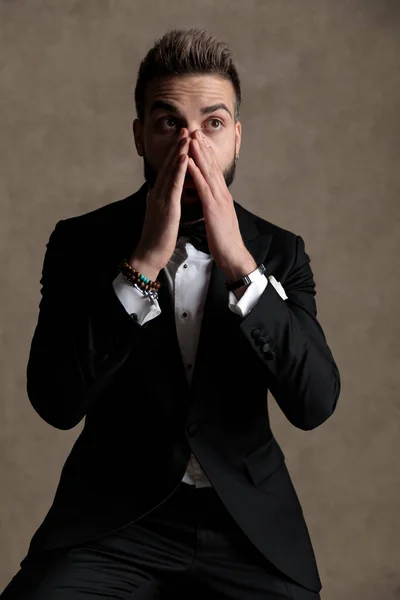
142, 149, 238, 223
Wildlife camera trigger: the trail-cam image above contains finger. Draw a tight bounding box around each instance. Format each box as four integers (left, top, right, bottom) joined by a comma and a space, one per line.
169, 152, 188, 207
163, 136, 190, 204
190, 138, 227, 199
187, 156, 212, 206
152, 129, 187, 198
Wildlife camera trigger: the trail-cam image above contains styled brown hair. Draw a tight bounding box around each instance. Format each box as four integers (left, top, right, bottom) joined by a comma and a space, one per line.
134, 28, 241, 124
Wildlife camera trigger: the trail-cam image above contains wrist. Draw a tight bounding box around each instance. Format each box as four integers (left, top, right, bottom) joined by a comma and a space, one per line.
222, 253, 258, 284
128, 253, 161, 282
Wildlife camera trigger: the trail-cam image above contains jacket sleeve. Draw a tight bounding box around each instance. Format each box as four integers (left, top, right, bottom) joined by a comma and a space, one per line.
26, 220, 150, 430
239, 234, 341, 430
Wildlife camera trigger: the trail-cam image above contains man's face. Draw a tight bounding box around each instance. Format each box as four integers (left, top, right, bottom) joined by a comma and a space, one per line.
133, 74, 241, 222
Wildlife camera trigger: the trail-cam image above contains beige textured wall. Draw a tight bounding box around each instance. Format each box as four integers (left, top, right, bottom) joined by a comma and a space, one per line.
1, 1, 399, 598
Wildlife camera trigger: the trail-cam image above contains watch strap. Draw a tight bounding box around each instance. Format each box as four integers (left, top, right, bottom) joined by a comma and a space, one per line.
225, 264, 266, 291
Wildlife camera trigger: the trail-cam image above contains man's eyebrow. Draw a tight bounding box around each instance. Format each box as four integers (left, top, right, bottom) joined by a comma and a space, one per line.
149, 100, 232, 119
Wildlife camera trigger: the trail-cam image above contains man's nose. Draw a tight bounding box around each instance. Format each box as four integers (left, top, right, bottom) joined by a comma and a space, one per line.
179, 127, 198, 160
180, 126, 201, 140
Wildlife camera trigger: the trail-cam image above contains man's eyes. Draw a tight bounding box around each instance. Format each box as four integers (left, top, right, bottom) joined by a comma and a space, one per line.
159, 117, 223, 130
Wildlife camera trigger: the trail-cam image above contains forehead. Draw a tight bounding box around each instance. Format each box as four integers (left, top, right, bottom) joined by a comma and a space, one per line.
145, 74, 235, 113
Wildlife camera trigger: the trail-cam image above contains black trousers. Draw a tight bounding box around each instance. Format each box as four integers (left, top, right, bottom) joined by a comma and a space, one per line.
0, 482, 320, 599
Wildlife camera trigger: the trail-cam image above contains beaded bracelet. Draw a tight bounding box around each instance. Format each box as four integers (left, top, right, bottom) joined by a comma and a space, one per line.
118, 259, 161, 301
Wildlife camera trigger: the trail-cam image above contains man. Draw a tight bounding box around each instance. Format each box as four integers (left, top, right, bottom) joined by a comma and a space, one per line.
1, 28, 340, 599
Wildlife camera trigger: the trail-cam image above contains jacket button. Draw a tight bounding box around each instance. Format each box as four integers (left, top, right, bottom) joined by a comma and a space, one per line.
187, 423, 200, 437
262, 342, 271, 353
251, 329, 261, 339
264, 350, 276, 360
256, 336, 267, 346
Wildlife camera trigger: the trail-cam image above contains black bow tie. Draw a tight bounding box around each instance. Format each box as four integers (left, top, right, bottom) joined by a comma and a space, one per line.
178, 219, 210, 254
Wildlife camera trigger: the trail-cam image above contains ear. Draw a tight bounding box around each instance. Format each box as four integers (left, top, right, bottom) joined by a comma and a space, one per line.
133, 119, 144, 157
235, 120, 242, 157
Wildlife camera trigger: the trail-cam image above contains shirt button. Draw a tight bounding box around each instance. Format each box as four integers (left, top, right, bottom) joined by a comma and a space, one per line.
182, 312, 188, 318
183, 264, 188, 269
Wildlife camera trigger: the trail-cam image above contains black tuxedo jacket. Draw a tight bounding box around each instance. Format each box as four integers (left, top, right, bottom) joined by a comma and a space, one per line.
22, 182, 340, 593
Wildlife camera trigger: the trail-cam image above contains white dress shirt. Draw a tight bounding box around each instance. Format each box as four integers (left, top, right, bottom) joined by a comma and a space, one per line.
112, 235, 268, 488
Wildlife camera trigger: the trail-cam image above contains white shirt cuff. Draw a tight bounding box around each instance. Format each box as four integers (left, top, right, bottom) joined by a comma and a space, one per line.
228, 275, 268, 318
112, 272, 161, 326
